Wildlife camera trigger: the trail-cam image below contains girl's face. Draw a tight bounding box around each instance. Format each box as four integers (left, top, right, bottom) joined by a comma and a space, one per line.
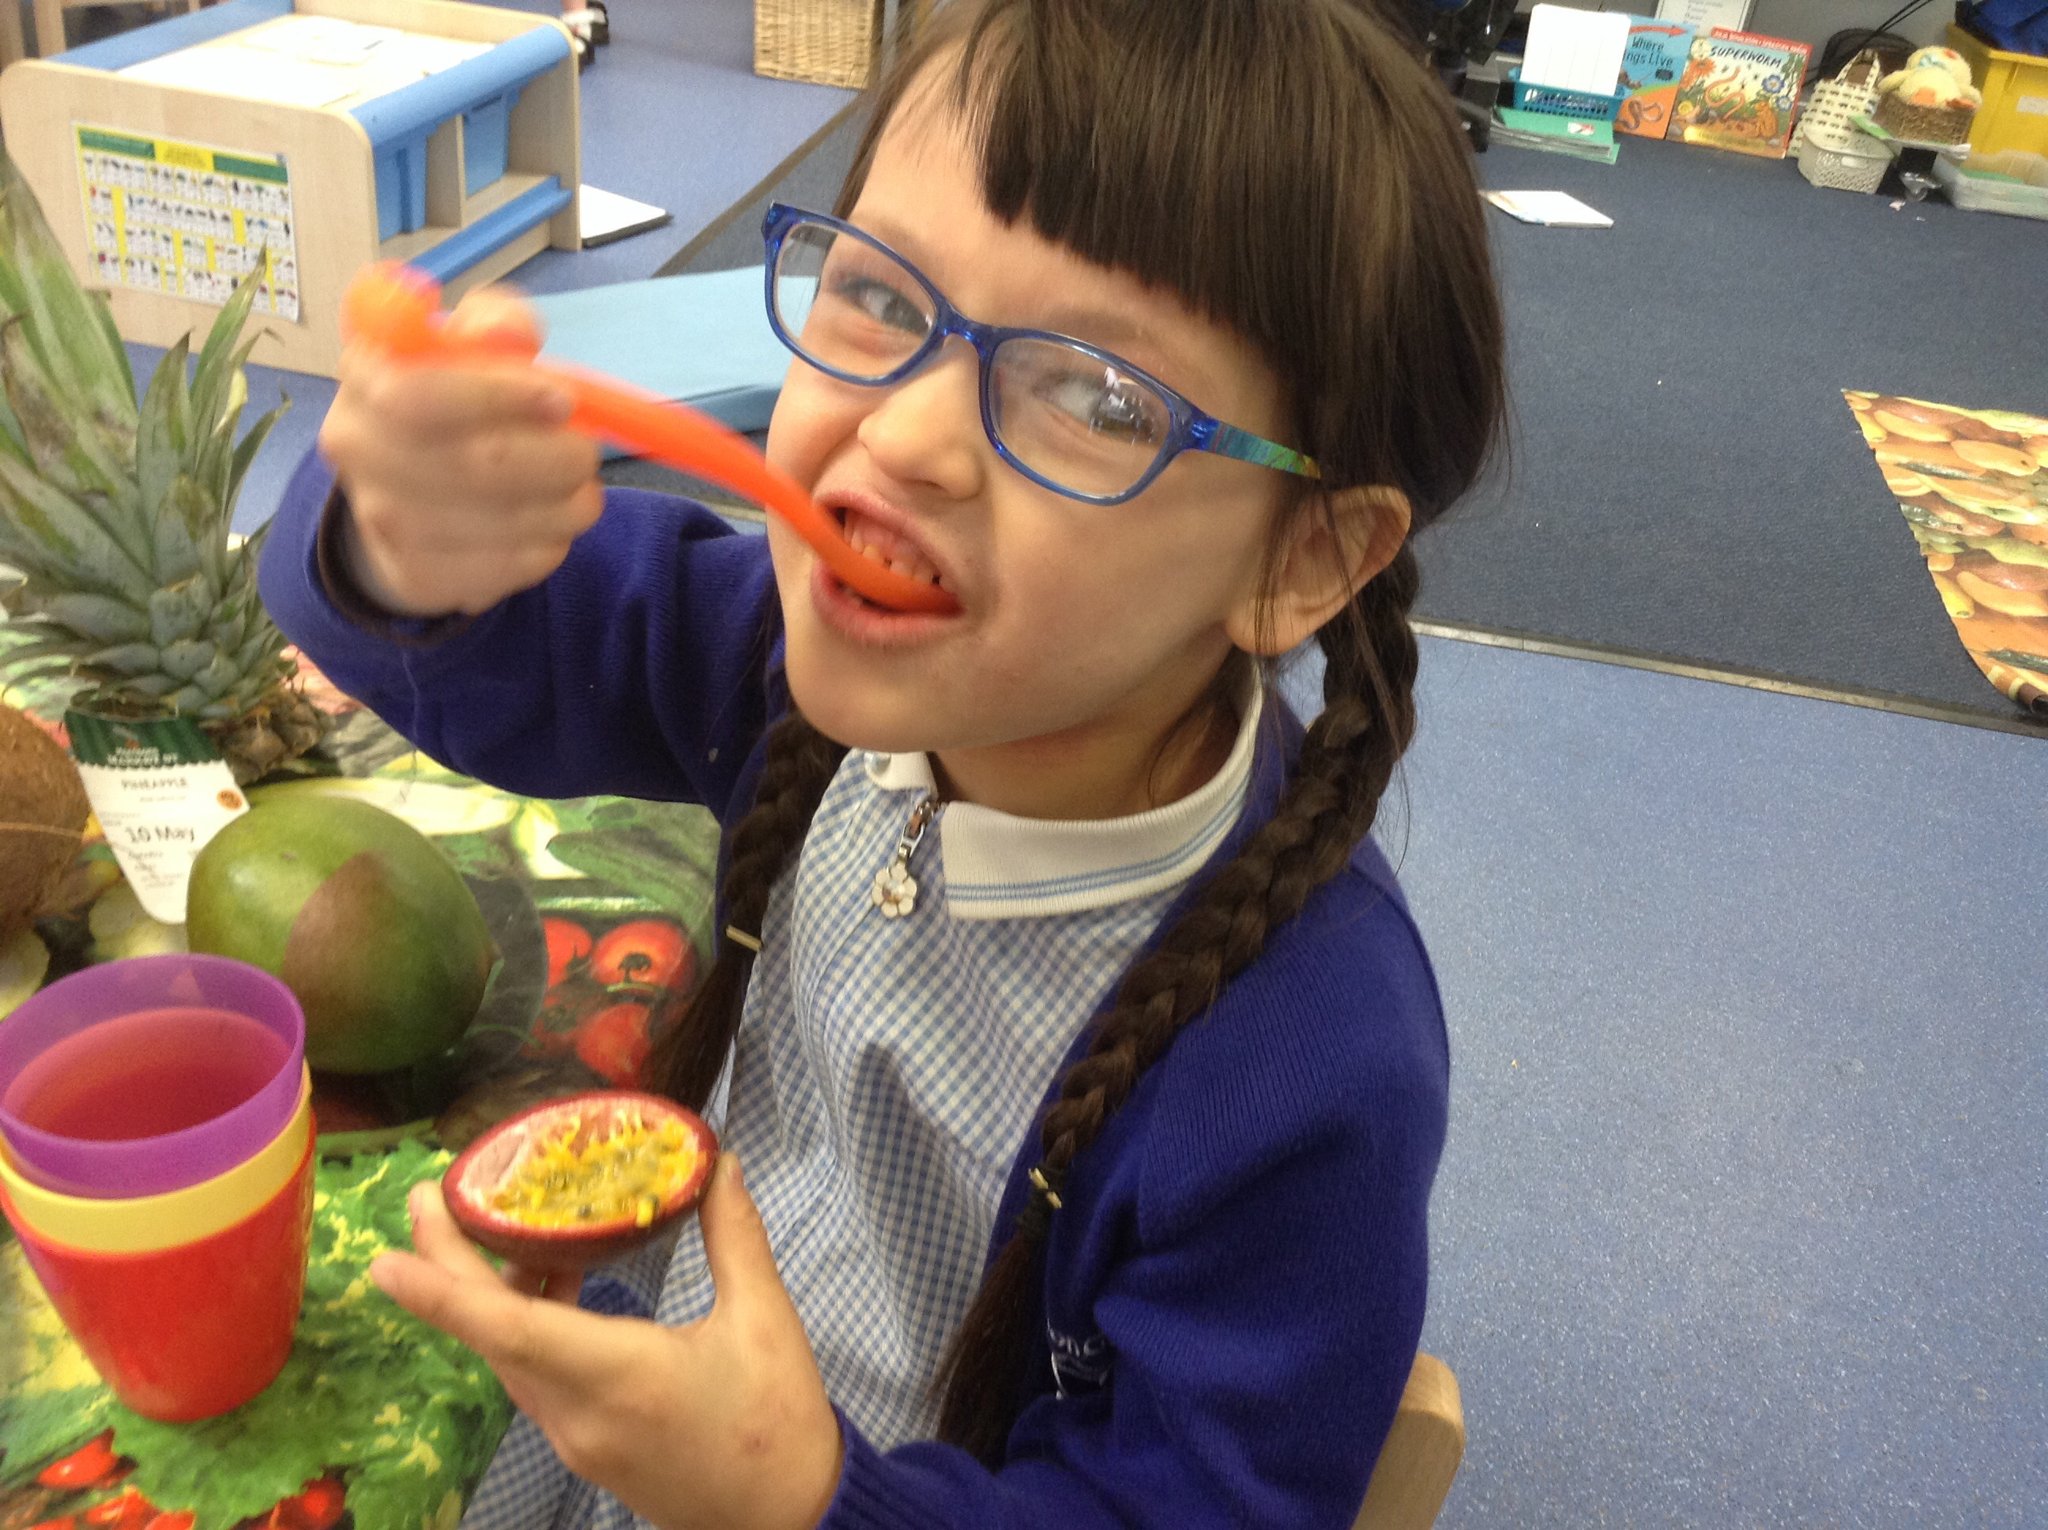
764, 90, 1298, 820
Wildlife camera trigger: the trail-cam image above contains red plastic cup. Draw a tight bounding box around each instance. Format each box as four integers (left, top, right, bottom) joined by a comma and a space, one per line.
0, 954, 305, 1198
0, 1118, 314, 1421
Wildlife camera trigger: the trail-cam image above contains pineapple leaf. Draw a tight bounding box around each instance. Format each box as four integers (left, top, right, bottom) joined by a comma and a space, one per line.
190, 267, 265, 433
0, 150, 138, 435
18, 591, 152, 645
227, 397, 289, 511
148, 576, 213, 647
0, 451, 157, 604
81, 641, 161, 676
136, 333, 193, 521
0, 318, 137, 500
166, 471, 228, 592
159, 637, 217, 682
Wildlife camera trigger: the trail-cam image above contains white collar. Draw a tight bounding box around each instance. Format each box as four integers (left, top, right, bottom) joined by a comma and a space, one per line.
861, 670, 1262, 920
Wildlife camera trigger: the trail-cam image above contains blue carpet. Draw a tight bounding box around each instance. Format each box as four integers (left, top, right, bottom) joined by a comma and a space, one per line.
1449, 134, 2048, 725
1284, 637, 2048, 1527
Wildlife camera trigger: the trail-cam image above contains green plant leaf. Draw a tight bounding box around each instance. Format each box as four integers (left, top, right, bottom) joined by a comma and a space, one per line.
0, 452, 156, 604
135, 334, 192, 525
20, 591, 151, 645
147, 574, 212, 646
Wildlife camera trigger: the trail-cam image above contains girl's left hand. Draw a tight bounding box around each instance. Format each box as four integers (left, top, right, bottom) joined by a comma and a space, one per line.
371, 1155, 844, 1530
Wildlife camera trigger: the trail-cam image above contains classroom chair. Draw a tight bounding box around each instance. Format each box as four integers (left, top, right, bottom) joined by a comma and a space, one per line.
1354, 1352, 1466, 1530
29, 0, 203, 59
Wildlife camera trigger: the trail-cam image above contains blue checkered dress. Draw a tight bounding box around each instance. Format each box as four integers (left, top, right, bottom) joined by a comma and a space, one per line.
460, 692, 1259, 1530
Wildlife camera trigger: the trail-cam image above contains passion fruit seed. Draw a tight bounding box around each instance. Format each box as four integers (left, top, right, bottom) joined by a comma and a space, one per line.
491, 1110, 703, 1229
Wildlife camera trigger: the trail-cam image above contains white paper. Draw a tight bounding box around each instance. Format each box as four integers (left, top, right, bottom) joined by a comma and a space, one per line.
1654, 0, 1754, 36
118, 18, 489, 111
1524, 5, 1631, 95
579, 184, 672, 246
1484, 190, 1614, 227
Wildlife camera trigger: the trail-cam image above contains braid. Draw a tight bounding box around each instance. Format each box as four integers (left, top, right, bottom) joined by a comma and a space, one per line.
649, 712, 847, 1111
935, 544, 1425, 1463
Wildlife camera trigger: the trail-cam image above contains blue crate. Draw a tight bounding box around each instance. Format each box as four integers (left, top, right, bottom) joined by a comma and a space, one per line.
1507, 68, 1626, 124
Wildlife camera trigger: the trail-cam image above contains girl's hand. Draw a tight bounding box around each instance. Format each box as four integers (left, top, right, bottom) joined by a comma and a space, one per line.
319, 286, 605, 618
371, 1155, 844, 1530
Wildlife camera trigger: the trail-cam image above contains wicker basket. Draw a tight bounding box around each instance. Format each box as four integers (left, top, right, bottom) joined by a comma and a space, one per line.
1796, 132, 1890, 192
1796, 50, 1883, 152
755, 0, 884, 89
1872, 92, 1977, 145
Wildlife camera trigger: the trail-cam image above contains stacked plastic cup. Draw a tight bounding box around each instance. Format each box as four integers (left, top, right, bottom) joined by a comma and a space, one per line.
0, 954, 314, 1421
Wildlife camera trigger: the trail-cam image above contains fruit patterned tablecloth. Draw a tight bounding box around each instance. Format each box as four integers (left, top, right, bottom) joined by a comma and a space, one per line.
0, 633, 724, 1529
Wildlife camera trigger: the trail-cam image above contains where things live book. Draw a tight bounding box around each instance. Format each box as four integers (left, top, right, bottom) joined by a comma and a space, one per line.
1666, 27, 1813, 158
1617, 19, 1697, 140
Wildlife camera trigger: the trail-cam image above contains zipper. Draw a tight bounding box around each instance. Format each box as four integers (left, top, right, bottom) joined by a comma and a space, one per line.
870, 792, 942, 918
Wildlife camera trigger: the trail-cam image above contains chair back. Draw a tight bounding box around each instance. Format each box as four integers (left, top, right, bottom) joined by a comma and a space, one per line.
1353, 1352, 1464, 1530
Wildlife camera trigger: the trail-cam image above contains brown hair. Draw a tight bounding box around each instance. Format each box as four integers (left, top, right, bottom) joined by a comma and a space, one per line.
649, 0, 1505, 1463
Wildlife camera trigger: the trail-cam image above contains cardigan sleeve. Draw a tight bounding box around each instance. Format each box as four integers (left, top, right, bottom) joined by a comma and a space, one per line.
257, 446, 781, 818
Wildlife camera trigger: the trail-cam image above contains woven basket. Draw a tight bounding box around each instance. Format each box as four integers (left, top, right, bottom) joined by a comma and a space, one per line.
1796, 133, 1889, 192
1873, 93, 1976, 145
1797, 51, 1883, 152
755, 0, 884, 89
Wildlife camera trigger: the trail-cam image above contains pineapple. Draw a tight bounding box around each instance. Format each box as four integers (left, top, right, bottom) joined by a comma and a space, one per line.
0, 148, 325, 782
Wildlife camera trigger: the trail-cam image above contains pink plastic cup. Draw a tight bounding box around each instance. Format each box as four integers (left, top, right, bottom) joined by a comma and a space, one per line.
0, 954, 305, 1198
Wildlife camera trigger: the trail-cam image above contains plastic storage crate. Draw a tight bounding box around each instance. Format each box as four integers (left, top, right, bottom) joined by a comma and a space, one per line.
1934, 152, 2048, 218
1507, 67, 1626, 123
1947, 22, 2048, 177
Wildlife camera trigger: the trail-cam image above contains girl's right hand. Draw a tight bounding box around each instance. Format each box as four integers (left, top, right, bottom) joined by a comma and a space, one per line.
318, 286, 605, 618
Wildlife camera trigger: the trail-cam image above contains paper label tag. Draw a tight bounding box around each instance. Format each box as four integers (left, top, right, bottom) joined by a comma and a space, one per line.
66, 711, 249, 925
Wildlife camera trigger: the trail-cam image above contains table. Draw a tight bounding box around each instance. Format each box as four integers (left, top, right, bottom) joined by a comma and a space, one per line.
0, 627, 722, 1528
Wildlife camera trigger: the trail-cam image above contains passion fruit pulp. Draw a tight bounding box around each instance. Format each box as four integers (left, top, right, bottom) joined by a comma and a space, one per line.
442, 1091, 717, 1270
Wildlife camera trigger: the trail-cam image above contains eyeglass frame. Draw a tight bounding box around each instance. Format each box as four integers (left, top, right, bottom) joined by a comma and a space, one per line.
759, 203, 1320, 507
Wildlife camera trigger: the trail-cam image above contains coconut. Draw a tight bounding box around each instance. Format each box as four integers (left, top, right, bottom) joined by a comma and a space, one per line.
186, 794, 497, 1074
0, 704, 91, 940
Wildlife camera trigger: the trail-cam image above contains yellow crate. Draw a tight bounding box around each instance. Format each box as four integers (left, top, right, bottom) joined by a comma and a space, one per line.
1947, 22, 2048, 176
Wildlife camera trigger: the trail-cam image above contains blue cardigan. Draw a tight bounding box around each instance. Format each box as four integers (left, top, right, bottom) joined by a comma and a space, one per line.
260, 452, 1450, 1528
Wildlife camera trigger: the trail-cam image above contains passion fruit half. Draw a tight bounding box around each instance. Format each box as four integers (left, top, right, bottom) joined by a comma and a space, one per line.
442, 1091, 717, 1271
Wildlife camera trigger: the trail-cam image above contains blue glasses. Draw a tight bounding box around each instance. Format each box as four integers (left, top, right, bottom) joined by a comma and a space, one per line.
760, 204, 1320, 506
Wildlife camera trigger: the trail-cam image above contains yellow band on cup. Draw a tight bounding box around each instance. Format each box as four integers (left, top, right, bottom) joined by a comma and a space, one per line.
0, 1067, 312, 1254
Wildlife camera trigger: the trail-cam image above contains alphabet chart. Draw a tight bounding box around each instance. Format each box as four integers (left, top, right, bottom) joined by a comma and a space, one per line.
73, 125, 302, 322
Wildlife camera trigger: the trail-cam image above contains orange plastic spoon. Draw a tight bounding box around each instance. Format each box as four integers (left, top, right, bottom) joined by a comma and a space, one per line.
339, 263, 957, 616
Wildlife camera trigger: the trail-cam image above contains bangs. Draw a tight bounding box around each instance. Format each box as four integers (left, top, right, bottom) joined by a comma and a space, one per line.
838, 0, 1503, 521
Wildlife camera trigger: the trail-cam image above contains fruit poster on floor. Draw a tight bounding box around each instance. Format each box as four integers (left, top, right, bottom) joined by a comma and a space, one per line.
1846, 392, 2048, 714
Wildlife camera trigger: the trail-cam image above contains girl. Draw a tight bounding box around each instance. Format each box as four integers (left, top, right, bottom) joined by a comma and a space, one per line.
258, 1, 1505, 1525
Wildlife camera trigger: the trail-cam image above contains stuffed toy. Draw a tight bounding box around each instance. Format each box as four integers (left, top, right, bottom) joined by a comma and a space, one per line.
1878, 46, 1983, 109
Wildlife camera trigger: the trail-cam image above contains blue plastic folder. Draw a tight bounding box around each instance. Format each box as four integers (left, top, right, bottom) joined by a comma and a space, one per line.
528, 265, 791, 452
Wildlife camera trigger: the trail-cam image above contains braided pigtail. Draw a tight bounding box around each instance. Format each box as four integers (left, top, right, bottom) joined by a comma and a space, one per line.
649, 713, 847, 1111
934, 544, 1425, 1463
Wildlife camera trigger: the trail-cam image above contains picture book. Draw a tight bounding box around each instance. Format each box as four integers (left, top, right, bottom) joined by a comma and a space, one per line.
1616, 19, 1697, 140
1665, 27, 1813, 158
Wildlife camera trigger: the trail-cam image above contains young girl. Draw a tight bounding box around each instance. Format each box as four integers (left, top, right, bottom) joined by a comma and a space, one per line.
259, 1, 1505, 1525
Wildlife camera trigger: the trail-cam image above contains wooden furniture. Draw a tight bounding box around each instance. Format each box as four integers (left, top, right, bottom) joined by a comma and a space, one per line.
0, 0, 580, 377
32, 1, 204, 60
1355, 1352, 1466, 1530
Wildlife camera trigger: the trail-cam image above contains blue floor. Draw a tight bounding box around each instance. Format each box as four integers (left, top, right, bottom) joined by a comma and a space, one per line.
1276, 642, 2047, 1527
92, 0, 2047, 1518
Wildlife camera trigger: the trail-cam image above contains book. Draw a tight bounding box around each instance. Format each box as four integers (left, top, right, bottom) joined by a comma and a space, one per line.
1665, 28, 1813, 159
1615, 19, 1697, 140
1484, 190, 1615, 226
578, 184, 672, 248
1491, 107, 1622, 164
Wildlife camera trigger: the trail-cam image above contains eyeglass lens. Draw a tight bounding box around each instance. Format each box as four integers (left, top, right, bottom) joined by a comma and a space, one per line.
771, 219, 1174, 499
